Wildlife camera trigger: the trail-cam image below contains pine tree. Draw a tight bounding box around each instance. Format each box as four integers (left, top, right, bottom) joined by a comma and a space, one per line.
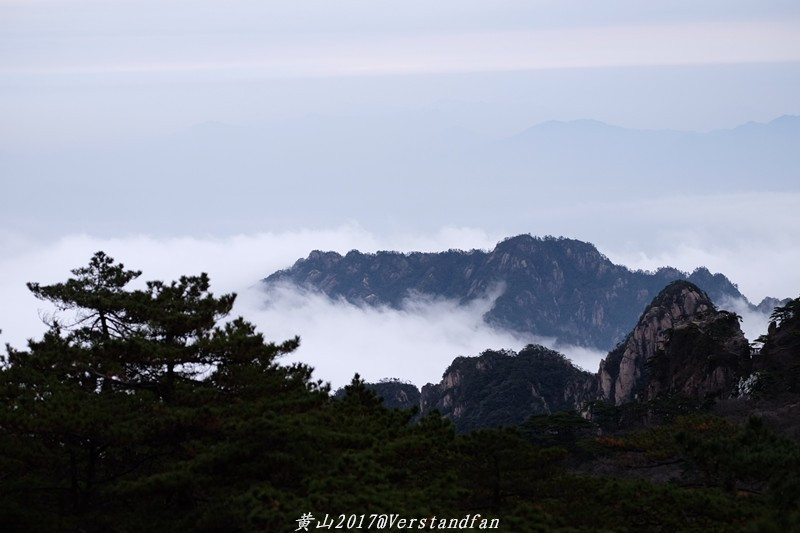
0, 252, 323, 531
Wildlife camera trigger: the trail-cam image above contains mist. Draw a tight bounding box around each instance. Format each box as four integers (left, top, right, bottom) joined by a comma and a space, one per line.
717, 296, 775, 347
0, 227, 593, 388
0, 226, 787, 389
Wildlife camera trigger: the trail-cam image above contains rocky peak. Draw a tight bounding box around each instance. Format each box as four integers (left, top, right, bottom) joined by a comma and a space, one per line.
598, 281, 716, 405
644, 308, 749, 403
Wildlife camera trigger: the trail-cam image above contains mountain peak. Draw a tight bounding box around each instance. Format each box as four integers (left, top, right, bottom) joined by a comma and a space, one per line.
598, 280, 748, 407
598, 280, 715, 405
648, 280, 714, 314
264, 236, 745, 350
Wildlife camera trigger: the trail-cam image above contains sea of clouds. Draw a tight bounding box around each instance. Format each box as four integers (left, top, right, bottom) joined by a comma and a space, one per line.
1, 222, 795, 389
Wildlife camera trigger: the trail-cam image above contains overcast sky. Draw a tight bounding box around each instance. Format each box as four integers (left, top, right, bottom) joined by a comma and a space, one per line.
3, 0, 800, 146
2, 0, 799, 387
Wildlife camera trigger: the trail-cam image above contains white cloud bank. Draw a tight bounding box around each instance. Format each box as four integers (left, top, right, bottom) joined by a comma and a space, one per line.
244, 282, 522, 388
0, 226, 520, 388
0, 226, 613, 388
2, 223, 789, 389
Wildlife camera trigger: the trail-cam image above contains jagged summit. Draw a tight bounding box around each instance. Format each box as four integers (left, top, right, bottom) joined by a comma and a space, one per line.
598, 281, 749, 406
264, 236, 747, 350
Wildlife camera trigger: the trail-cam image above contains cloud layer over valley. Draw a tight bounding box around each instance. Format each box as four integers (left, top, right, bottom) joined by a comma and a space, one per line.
1, 226, 791, 388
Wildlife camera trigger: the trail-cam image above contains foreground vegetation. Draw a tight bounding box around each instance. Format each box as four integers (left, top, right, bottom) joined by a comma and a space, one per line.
1, 253, 798, 531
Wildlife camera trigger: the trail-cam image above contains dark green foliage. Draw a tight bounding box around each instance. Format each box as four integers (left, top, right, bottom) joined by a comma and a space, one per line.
332, 377, 421, 410
520, 411, 596, 453
529, 475, 767, 532
309, 377, 462, 516
755, 294, 800, 396
456, 427, 566, 512
2, 253, 798, 532
769, 295, 800, 328
0, 252, 322, 531
587, 414, 800, 528
676, 416, 800, 515
419, 344, 595, 433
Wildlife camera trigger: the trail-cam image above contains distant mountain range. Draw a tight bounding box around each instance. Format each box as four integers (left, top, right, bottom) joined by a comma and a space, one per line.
480, 115, 799, 196
4, 115, 798, 236
264, 234, 770, 350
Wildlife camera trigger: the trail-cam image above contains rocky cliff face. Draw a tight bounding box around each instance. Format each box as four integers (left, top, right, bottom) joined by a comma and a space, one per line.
264, 235, 748, 350
645, 309, 750, 402
598, 281, 750, 406
418, 345, 597, 432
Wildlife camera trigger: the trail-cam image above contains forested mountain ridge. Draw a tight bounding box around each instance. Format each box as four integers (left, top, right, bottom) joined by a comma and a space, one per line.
367, 281, 797, 435
264, 234, 753, 349
418, 345, 597, 433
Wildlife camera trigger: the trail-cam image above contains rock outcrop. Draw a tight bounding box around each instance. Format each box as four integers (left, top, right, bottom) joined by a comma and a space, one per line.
598, 280, 750, 406
645, 309, 750, 402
